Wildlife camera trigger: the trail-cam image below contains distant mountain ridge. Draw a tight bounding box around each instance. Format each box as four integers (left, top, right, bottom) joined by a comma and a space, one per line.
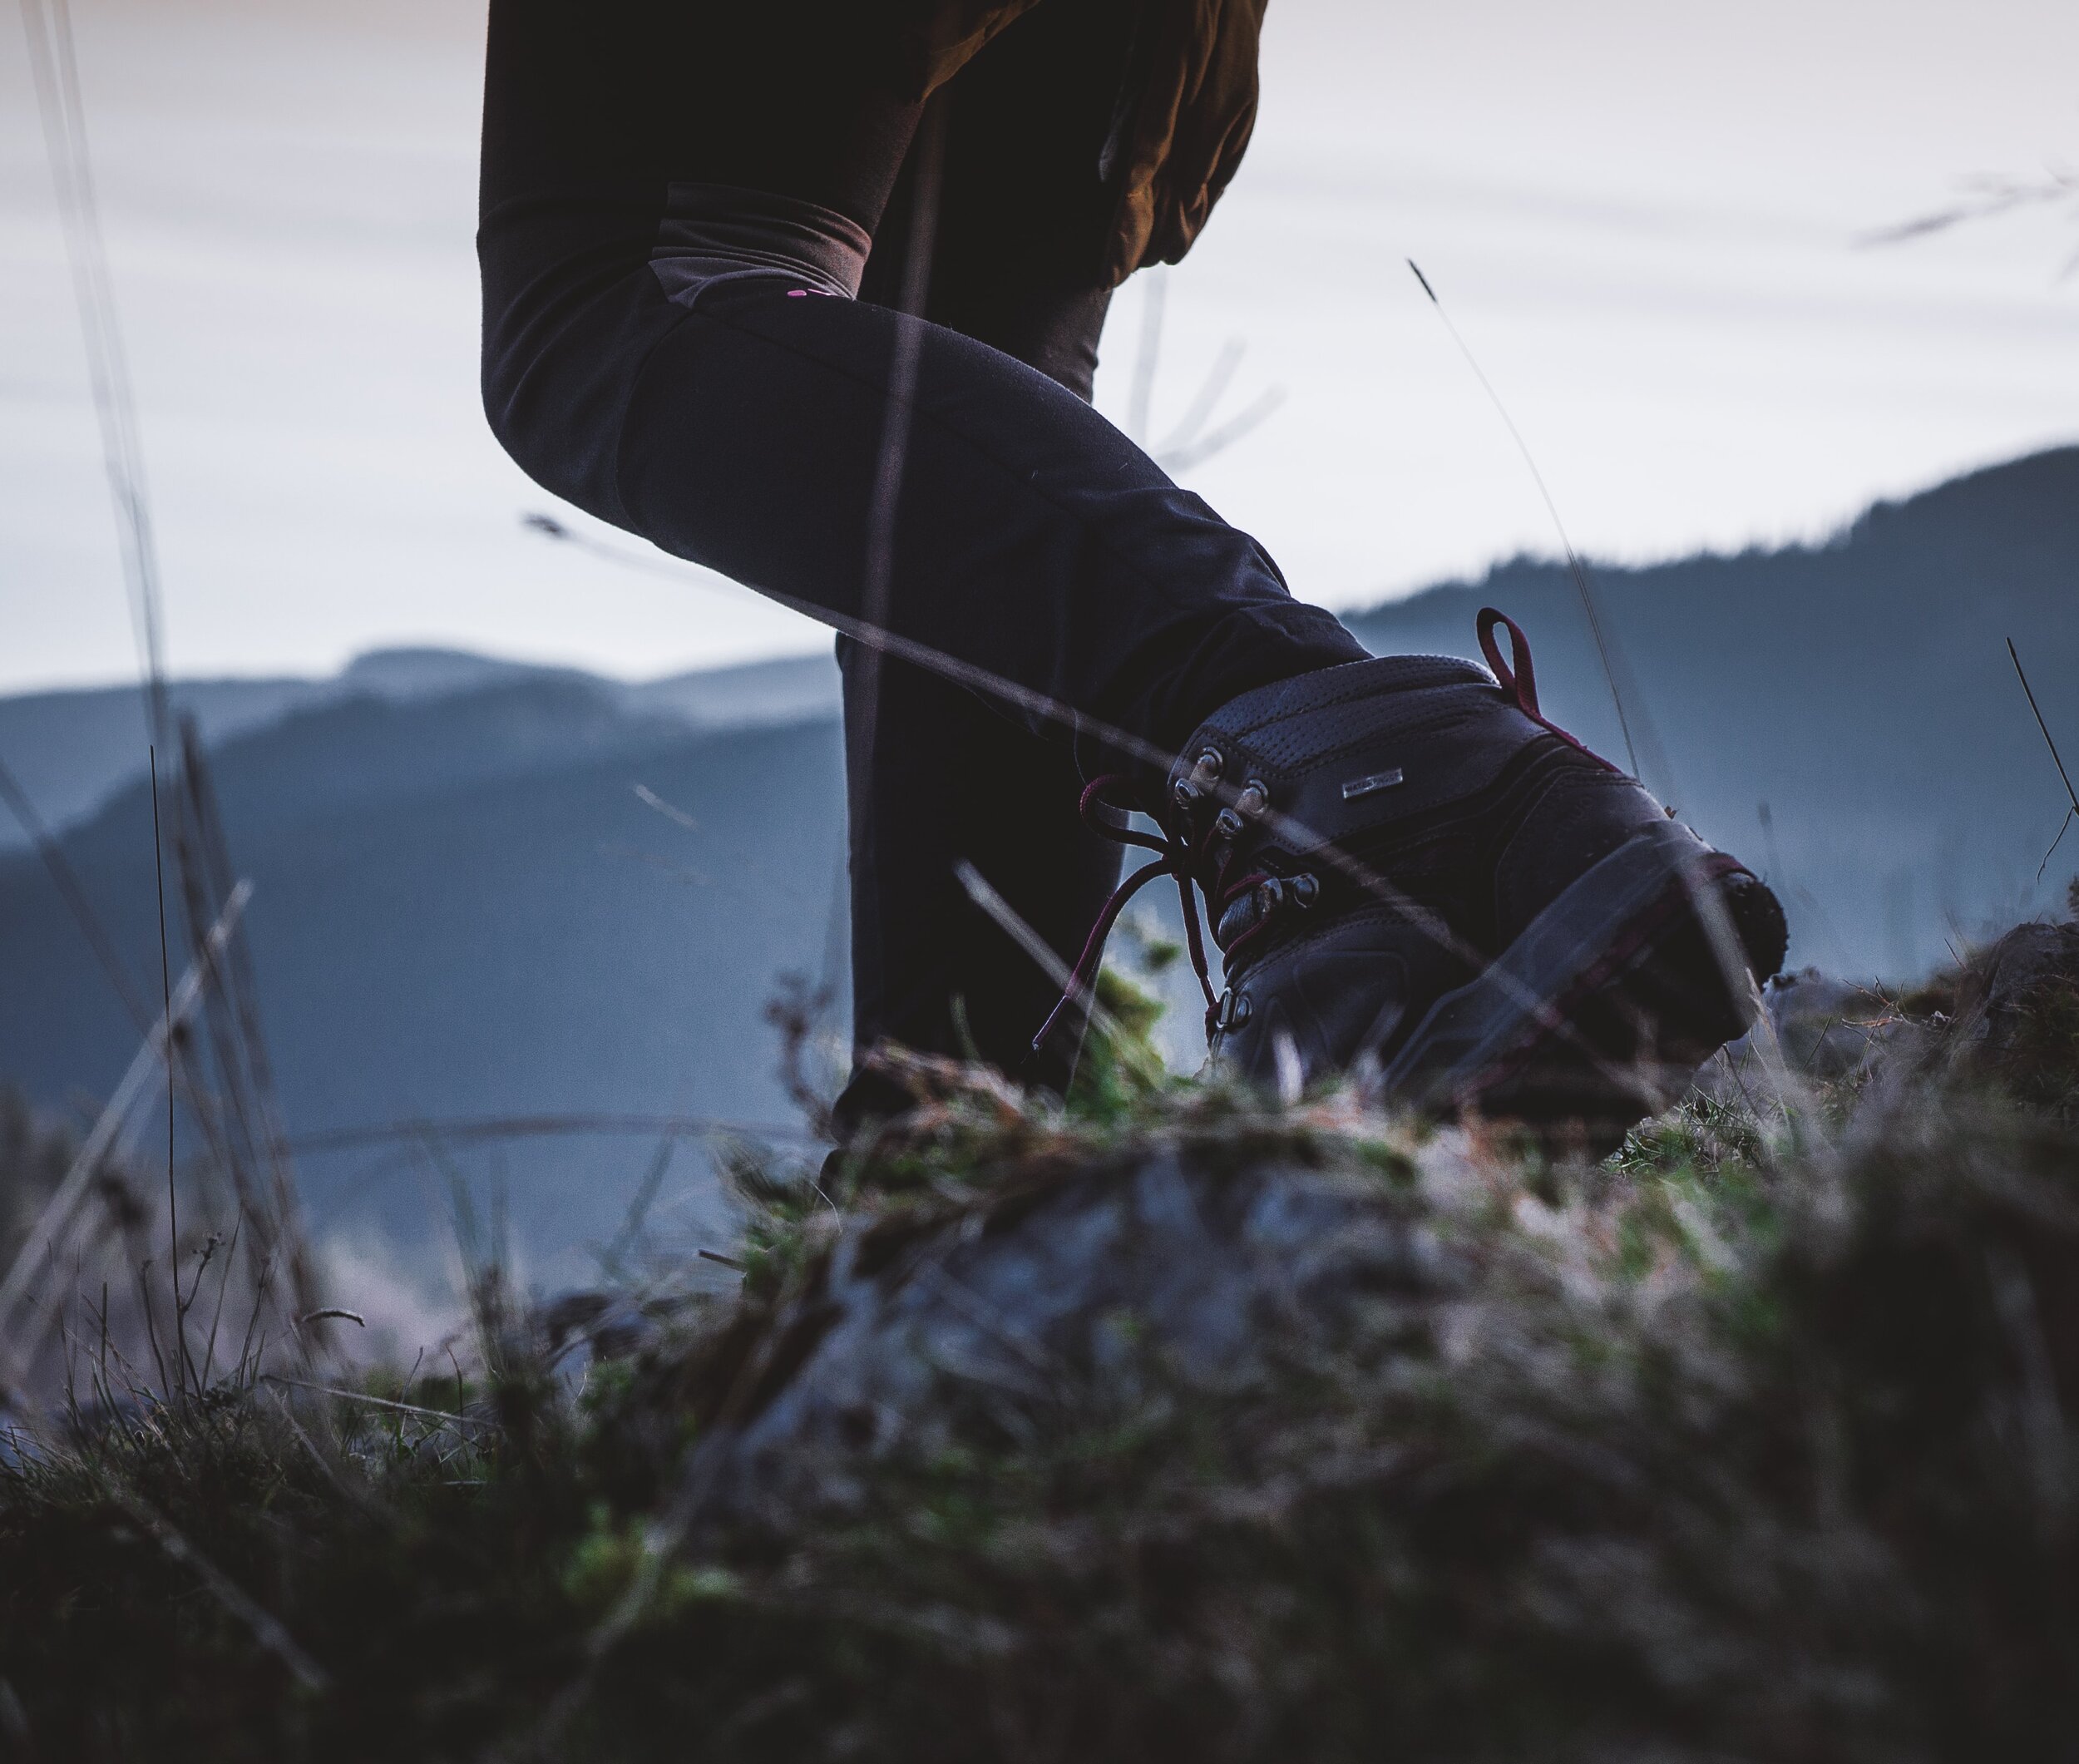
2, 676, 848, 1278
0, 647, 842, 854
1, 444, 2073, 1276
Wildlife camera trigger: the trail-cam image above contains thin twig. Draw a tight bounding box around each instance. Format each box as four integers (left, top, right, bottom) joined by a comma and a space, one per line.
1158, 335, 1244, 457
952, 859, 1126, 1046
602, 1139, 674, 1279
1407, 259, 1645, 783
1157, 386, 1286, 474
234, 1251, 274, 1385
2007, 637, 2079, 884
0, 889, 251, 1402
147, 745, 185, 1399
632, 783, 700, 833
199, 1212, 245, 1389
2037, 810, 2074, 887
261, 1373, 492, 1431
288, 1112, 809, 1154
1860, 168, 2079, 261
19, 0, 173, 738
844, 92, 949, 811
261, 1383, 378, 1514
2008, 635, 2079, 813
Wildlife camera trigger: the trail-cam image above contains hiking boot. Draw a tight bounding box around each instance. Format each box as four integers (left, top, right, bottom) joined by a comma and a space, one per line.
1180, 609, 1785, 1124
1042, 610, 1786, 1135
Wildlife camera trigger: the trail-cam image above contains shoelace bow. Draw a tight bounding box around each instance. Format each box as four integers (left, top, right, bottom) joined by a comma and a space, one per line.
1029, 774, 1278, 1055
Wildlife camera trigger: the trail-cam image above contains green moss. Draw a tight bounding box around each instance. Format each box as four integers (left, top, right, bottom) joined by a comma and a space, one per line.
1064, 964, 1183, 1124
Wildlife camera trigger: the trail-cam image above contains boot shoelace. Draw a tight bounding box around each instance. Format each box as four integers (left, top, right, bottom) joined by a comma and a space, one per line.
1030, 608, 1618, 1057
1028, 773, 1274, 1055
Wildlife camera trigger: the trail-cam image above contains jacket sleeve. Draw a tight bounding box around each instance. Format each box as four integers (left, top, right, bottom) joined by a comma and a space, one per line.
864, 0, 1267, 289
1099, 0, 1267, 286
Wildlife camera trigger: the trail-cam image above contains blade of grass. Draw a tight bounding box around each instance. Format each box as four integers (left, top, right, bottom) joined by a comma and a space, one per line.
2007, 636, 2079, 884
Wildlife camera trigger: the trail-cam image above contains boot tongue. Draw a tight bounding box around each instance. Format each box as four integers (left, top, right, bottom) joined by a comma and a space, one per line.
1181, 654, 1495, 749
1163, 654, 1501, 835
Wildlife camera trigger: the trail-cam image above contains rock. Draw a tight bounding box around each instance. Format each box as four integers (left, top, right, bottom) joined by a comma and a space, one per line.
651, 922, 2079, 1533
679, 1140, 1461, 1527
1699, 917, 2079, 1110
1939, 920, 2079, 1116
1945, 921, 2079, 1060
1696, 966, 1913, 1099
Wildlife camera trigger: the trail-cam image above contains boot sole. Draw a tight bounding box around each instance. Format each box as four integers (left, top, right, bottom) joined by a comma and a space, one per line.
1380, 821, 1787, 1141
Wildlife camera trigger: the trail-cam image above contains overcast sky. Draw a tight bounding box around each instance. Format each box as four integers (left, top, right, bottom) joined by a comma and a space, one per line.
2, 0, 2075, 694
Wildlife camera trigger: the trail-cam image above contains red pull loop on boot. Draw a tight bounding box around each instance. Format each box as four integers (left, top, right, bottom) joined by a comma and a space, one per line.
1477, 606, 1624, 775
1478, 606, 1543, 718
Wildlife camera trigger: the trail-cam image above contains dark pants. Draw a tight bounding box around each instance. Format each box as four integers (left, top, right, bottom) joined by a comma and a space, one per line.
477, 0, 1366, 1115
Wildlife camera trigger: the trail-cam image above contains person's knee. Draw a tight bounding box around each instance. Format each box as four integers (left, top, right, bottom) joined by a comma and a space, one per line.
480, 359, 523, 467
479, 328, 546, 481
478, 334, 630, 529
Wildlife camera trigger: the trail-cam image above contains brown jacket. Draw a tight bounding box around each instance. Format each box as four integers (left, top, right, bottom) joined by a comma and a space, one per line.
879, 0, 1269, 286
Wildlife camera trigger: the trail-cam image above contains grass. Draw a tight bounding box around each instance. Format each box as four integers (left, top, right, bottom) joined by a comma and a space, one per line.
2, 934, 2077, 1761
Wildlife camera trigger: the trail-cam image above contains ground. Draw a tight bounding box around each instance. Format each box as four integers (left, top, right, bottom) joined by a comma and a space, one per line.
2, 922, 2078, 1762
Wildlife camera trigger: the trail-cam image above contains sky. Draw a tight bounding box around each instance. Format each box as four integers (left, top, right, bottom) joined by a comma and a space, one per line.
2, 0, 2075, 694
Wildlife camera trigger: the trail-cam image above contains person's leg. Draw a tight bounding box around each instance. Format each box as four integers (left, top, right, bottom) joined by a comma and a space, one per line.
836, 0, 1154, 1113
481, 1, 1363, 775
479, 3, 925, 531
835, 642, 1128, 1120
856, 0, 1133, 403
609, 277, 1360, 765
482, 0, 1357, 1119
